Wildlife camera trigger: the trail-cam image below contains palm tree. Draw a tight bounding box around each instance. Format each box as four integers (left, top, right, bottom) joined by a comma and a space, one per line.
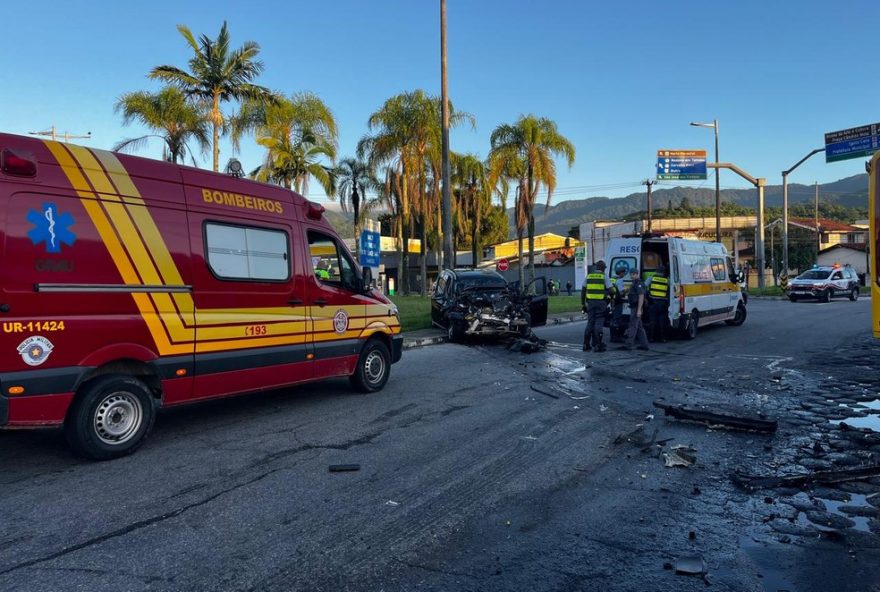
335, 157, 379, 250
233, 93, 338, 195
113, 87, 210, 165
489, 115, 575, 284
451, 153, 491, 268
149, 21, 273, 171
359, 90, 473, 295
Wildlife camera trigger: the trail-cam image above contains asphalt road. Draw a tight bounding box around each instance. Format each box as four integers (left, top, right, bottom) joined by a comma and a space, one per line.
1, 298, 877, 592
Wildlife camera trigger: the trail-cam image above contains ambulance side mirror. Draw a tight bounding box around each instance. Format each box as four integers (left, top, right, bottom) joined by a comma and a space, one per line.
361, 267, 373, 293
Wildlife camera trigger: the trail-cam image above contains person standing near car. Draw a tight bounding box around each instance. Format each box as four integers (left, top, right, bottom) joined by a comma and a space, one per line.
647, 265, 670, 342
581, 260, 612, 352
620, 268, 649, 350
566, 280, 573, 296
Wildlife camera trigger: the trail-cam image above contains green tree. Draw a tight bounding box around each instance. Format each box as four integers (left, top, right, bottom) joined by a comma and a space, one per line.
451, 153, 492, 267
489, 115, 575, 284
335, 157, 380, 248
233, 92, 338, 195
113, 87, 210, 165
150, 21, 273, 171
359, 90, 472, 295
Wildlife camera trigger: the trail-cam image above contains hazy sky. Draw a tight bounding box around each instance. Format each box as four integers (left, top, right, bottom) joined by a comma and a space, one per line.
1, 0, 877, 205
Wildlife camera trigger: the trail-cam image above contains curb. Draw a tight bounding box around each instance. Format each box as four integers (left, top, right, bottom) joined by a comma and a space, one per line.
402, 312, 587, 350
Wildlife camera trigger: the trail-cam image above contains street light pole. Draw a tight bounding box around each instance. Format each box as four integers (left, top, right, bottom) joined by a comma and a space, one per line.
642, 179, 655, 232
440, 0, 453, 270
781, 147, 824, 277
690, 120, 720, 242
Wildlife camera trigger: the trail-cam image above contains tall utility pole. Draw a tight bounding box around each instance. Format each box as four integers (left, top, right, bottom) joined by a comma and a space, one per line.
439, 0, 453, 270
781, 148, 824, 277
815, 181, 820, 255
690, 119, 720, 242
642, 179, 655, 232
29, 126, 91, 143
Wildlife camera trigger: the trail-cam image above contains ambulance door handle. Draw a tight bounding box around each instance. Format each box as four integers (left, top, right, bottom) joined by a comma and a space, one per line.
288, 298, 303, 306
314, 299, 327, 307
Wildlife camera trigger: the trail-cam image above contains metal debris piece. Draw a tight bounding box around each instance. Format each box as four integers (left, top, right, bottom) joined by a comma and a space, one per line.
530, 384, 560, 399
328, 464, 361, 472
663, 446, 697, 468
653, 399, 777, 433
673, 555, 707, 575
733, 464, 880, 490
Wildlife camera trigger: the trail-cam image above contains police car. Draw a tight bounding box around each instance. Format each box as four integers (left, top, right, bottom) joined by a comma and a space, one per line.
787, 264, 860, 303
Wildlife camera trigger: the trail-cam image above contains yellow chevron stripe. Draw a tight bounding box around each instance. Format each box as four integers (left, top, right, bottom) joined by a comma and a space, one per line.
44, 142, 190, 355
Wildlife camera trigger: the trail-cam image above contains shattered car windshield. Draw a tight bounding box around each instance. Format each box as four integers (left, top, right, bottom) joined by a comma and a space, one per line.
458, 275, 507, 291
797, 270, 831, 280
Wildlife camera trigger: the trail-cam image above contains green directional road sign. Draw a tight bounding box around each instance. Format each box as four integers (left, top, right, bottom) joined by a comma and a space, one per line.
657, 149, 708, 180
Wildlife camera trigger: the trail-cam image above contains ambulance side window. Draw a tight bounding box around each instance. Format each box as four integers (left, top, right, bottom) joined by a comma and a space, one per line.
205, 222, 289, 281
710, 258, 727, 281
308, 230, 359, 292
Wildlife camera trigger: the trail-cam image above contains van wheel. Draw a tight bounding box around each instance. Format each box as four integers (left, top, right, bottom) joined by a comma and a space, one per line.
684, 313, 698, 340
65, 375, 156, 461
850, 287, 859, 301
350, 339, 391, 393
726, 303, 747, 326
820, 289, 831, 303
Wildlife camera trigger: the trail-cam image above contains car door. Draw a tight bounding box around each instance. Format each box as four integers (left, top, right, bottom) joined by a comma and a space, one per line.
526, 277, 549, 326
829, 270, 844, 295
305, 229, 369, 378
431, 271, 450, 326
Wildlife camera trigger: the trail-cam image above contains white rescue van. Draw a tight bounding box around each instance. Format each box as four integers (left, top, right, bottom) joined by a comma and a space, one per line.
605, 235, 747, 339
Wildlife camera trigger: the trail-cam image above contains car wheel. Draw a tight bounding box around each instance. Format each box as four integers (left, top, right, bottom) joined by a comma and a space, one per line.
65, 374, 156, 461
725, 302, 747, 326
684, 313, 698, 340
447, 319, 466, 343
350, 338, 391, 393
850, 287, 859, 301
788, 295, 798, 302
820, 289, 831, 303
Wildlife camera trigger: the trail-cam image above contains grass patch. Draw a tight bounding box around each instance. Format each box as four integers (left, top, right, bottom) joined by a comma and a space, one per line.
548, 295, 585, 315
388, 295, 432, 332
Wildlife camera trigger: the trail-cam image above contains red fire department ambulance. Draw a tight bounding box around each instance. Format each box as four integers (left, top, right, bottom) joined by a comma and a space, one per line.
0, 133, 402, 459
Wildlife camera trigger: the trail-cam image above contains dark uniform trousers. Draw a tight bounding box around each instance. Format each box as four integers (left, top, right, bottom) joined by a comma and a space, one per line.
648, 298, 669, 342
585, 301, 607, 348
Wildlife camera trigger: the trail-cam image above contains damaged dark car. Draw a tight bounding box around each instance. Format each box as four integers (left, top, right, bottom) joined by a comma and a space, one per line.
431, 269, 549, 342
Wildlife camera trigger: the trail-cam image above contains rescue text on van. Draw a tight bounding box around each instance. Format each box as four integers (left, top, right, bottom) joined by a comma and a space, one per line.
0, 133, 402, 459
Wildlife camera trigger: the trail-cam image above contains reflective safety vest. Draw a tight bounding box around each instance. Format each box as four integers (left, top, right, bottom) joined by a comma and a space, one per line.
648, 275, 669, 299
315, 268, 330, 280
585, 273, 607, 300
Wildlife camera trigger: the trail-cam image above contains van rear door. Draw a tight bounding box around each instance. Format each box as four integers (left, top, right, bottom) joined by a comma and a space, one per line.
606, 238, 642, 278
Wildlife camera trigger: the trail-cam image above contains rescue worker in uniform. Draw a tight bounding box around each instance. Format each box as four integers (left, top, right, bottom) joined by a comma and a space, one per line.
314, 259, 331, 280
609, 267, 627, 343
581, 260, 612, 352
619, 268, 649, 350
647, 265, 670, 342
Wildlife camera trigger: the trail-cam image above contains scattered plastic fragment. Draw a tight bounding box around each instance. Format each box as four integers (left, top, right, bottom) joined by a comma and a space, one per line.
328, 464, 360, 472
673, 555, 707, 576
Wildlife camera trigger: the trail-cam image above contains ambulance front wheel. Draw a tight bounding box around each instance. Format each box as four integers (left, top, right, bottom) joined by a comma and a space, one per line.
350, 339, 391, 393
725, 302, 747, 326
65, 374, 156, 461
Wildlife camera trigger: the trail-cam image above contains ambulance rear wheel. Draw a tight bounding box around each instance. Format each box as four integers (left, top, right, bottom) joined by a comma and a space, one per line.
350, 339, 391, 393
684, 314, 698, 340
65, 374, 156, 461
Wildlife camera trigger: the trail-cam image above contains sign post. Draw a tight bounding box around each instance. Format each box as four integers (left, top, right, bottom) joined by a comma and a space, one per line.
657, 149, 708, 180
358, 219, 381, 291
825, 123, 880, 163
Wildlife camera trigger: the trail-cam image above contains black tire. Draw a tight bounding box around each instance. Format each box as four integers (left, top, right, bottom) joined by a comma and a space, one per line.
447, 319, 466, 343
64, 374, 156, 461
684, 313, 698, 340
788, 295, 798, 302
350, 338, 391, 393
820, 289, 831, 303
725, 302, 747, 326
850, 287, 859, 301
